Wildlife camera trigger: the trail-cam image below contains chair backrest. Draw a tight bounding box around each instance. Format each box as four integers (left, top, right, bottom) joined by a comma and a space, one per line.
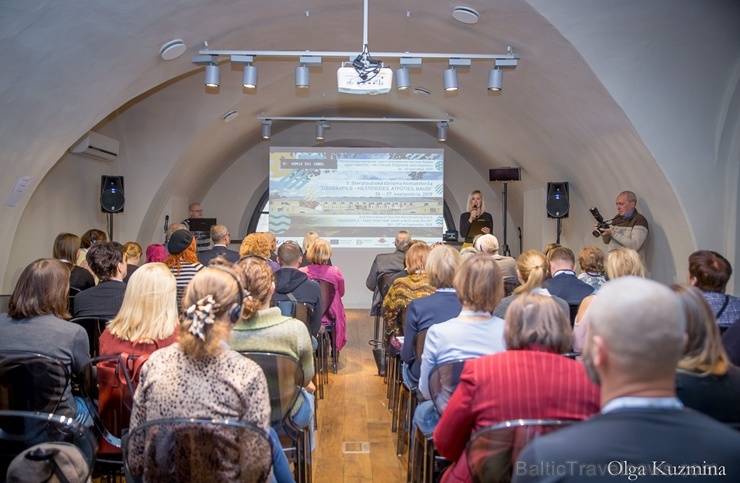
428, 359, 469, 414
561, 351, 581, 360
79, 355, 136, 454
271, 300, 313, 331
413, 329, 428, 364
317, 280, 336, 321
69, 317, 109, 358
0, 350, 70, 414
503, 278, 519, 297
0, 409, 97, 482
238, 351, 303, 427
466, 419, 575, 483
377, 272, 398, 300
122, 417, 273, 483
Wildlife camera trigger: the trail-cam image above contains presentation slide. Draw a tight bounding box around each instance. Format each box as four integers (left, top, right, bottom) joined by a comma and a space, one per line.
269, 147, 444, 249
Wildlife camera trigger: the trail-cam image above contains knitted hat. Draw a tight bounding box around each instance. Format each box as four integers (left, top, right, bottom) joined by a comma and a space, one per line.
6, 442, 90, 483
167, 229, 194, 255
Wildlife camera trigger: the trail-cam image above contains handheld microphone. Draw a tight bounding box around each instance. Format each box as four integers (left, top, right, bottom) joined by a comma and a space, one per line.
164, 215, 169, 233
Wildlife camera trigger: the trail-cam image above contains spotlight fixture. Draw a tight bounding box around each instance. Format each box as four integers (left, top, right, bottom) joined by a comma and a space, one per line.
295, 56, 322, 89
395, 57, 421, 91
243, 64, 257, 88
444, 58, 471, 91
315, 121, 330, 141
437, 121, 448, 142
488, 68, 503, 91
192, 55, 221, 87
261, 119, 272, 139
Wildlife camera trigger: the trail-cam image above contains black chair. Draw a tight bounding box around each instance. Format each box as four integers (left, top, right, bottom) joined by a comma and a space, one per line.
69, 317, 109, 358
411, 359, 469, 483
0, 409, 98, 482
122, 417, 273, 483
561, 351, 582, 360
78, 354, 136, 479
317, 279, 338, 374
239, 351, 311, 483
0, 350, 70, 414
466, 419, 575, 483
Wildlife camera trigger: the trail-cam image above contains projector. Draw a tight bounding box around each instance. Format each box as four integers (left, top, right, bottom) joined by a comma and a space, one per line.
337, 66, 393, 95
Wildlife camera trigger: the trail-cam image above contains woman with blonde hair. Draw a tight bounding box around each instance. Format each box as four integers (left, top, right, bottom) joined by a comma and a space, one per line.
300, 238, 346, 351
164, 230, 203, 309
122, 241, 143, 283
671, 284, 740, 424
435, 293, 600, 483
459, 190, 493, 247
300, 231, 331, 267
231, 255, 316, 442
99, 263, 179, 356
493, 249, 569, 319
53, 232, 95, 292
573, 247, 646, 351
577, 246, 607, 290
382, 242, 434, 353
129, 265, 294, 482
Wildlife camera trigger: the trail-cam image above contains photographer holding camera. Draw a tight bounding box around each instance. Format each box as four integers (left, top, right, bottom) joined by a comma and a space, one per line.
594, 191, 649, 253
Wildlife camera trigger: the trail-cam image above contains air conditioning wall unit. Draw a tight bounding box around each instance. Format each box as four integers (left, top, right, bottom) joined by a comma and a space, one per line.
70, 131, 120, 161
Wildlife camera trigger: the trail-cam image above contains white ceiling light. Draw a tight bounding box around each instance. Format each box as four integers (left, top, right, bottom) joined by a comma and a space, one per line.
452, 6, 480, 24
160, 39, 186, 60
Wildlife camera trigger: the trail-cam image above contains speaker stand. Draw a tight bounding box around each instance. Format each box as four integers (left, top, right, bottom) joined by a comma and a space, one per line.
501, 182, 511, 256
107, 213, 114, 242
556, 218, 562, 245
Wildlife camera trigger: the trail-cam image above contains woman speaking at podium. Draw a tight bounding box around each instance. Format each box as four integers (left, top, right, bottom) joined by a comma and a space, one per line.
459, 190, 493, 247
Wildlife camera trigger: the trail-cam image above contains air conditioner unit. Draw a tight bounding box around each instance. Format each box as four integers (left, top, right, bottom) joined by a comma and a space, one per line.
70, 131, 119, 161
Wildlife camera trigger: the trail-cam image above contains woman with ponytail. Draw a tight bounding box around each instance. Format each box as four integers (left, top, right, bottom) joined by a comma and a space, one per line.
493, 249, 570, 319
129, 264, 294, 482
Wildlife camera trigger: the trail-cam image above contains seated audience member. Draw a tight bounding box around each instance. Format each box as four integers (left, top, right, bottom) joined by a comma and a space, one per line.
165, 229, 203, 310
300, 239, 347, 352
53, 232, 94, 292
231, 256, 315, 440
198, 224, 240, 266
382, 239, 425, 292
262, 231, 278, 262
401, 245, 463, 387
240, 232, 280, 271
73, 241, 127, 319
515, 277, 740, 482
542, 247, 594, 322
300, 231, 331, 267
723, 322, 740, 367
0, 259, 91, 425
474, 234, 517, 290
272, 241, 323, 337
671, 284, 740, 424
542, 242, 561, 278
573, 247, 645, 351
382, 242, 434, 354
100, 263, 179, 357
459, 246, 479, 260
688, 250, 740, 331
77, 228, 107, 274
435, 293, 600, 483
145, 243, 167, 263
577, 245, 607, 290
415, 254, 507, 436
164, 222, 186, 251
493, 250, 569, 319
122, 241, 142, 283
366, 230, 411, 316
129, 265, 294, 482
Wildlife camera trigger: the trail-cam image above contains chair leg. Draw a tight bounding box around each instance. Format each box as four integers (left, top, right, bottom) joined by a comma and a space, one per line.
396, 382, 409, 456
330, 322, 338, 374
411, 426, 426, 483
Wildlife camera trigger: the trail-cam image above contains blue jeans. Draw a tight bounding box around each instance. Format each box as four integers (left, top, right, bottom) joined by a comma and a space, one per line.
268, 427, 296, 483
413, 400, 440, 437
74, 396, 94, 427
288, 388, 315, 451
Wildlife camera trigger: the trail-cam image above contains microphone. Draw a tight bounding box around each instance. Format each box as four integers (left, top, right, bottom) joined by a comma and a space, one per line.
163, 215, 169, 233
472, 204, 479, 220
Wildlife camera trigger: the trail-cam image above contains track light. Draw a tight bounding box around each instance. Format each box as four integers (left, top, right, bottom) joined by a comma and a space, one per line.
296, 66, 310, 88
396, 67, 410, 90
243, 64, 258, 88
261, 119, 272, 140
443, 67, 458, 91
205, 63, 220, 87
488, 68, 503, 91
438, 121, 448, 142
316, 121, 330, 141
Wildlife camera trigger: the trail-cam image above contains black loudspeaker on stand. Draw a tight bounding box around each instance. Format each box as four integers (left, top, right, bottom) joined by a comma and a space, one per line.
546, 182, 569, 244
101, 175, 124, 241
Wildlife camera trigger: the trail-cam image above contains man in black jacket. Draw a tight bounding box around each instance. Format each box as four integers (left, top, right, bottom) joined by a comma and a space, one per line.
272, 240, 322, 337
197, 224, 239, 265
365, 230, 411, 315
73, 241, 127, 319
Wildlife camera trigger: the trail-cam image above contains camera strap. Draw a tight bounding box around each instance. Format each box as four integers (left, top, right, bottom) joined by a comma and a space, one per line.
716, 295, 730, 319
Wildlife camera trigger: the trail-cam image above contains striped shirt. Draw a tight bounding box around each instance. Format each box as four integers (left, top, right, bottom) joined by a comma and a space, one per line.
170, 262, 203, 311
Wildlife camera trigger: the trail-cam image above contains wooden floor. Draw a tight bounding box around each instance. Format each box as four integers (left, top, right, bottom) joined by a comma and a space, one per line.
313, 309, 408, 483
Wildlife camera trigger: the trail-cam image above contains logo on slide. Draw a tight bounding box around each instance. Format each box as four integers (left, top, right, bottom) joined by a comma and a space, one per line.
270, 213, 292, 235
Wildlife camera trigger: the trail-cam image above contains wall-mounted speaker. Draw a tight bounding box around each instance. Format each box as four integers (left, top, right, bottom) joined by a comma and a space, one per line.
101, 175, 125, 213
546, 182, 569, 219
489, 167, 521, 182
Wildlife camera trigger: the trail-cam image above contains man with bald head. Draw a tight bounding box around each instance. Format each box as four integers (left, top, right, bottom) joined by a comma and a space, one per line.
515, 277, 740, 482
598, 190, 649, 254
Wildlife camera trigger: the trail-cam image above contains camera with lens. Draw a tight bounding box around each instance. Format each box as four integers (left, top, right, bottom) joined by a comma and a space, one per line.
590, 207, 611, 237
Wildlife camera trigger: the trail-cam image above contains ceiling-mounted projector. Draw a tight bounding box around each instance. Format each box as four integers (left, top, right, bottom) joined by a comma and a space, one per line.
337, 66, 393, 95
